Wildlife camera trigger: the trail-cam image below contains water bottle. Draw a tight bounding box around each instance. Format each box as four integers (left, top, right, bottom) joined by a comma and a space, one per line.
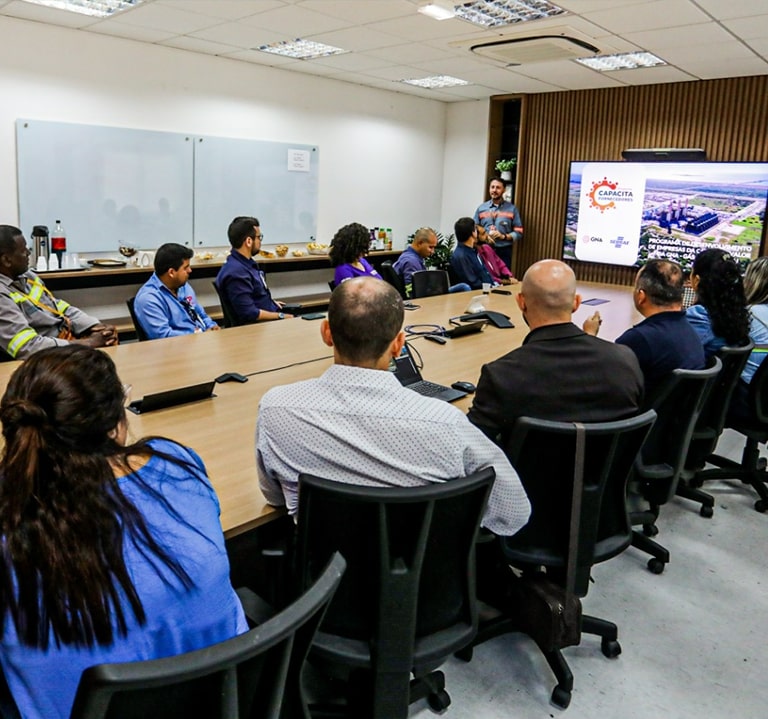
51, 220, 67, 266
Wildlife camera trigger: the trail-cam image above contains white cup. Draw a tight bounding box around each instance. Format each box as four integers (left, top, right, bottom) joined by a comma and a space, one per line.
482, 282, 491, 294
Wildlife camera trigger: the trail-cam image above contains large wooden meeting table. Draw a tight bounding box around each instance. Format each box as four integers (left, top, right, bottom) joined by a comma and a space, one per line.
0, 281, 638, 539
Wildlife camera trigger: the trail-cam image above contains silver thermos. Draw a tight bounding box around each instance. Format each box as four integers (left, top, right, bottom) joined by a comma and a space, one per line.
31, 225, 49, 265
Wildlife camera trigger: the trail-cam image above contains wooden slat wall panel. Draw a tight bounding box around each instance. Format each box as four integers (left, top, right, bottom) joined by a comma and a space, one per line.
500, 75, 768, 285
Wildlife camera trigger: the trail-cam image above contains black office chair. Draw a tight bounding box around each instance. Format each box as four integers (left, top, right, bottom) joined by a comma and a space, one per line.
125, 297, 150, 342
295, 468, 496, 718
69, 553, 346, 719
676, 342, 754, 517
629, 358, 720, 573
685, 350, 768, 513
411, 270, 449, 298
212, 281, 238, 328
379, 260, 407, 299
458, 411, 656, 709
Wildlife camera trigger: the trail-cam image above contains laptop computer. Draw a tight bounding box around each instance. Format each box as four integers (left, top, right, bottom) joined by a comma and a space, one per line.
390, 345, 467, 403
127, 380, 216, 415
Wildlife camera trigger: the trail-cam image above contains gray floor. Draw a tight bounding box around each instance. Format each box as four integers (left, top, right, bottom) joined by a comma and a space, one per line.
408, 429, 767, 719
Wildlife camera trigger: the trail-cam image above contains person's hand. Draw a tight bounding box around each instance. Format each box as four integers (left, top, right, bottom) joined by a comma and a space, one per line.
582, 311, 602, 336
209, 324, 221, 331
74, 328, 118, 348
500, 277, 512, 286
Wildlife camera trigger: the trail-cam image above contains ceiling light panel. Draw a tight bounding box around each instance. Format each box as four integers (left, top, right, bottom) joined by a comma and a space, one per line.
257, 39, 348, 60
454, 0, 567, 28
575, 51, 667, 71
19, 0, 143, 17
418, 3, 456, 21
401, 75, 470, 88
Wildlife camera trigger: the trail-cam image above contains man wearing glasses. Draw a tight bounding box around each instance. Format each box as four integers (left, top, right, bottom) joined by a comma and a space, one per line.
134, 243, 219, 339
215, 216, 293, 324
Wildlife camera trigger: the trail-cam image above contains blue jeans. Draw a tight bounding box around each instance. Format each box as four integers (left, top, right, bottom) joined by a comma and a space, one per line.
449, 283, 471, 293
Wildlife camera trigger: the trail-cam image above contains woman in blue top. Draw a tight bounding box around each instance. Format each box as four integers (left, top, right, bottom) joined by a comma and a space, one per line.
685, 248, 750, 357
0, 345, 247, 719
329, 222, 382, 286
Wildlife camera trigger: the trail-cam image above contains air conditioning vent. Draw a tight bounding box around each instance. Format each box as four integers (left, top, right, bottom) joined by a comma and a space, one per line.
470, 35, 599, 65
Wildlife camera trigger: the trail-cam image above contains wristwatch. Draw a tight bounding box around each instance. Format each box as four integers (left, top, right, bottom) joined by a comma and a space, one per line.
277, 312, 285, 320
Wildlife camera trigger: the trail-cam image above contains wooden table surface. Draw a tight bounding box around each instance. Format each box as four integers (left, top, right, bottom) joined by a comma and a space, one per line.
0, 281, 637, 538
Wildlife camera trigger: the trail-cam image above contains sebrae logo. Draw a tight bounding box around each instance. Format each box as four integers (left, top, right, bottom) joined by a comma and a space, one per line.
587, 177, 634, 213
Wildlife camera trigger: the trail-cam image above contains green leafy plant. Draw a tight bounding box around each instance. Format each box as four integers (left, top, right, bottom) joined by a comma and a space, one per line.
407, 230, 455, 272
495, 158, 517, 172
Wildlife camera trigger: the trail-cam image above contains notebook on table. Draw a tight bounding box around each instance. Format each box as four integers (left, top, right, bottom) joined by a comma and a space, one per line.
390, 345, 467, 403
127, 380, 216, 415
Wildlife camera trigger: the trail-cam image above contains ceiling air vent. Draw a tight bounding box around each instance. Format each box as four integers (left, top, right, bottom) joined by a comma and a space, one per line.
470, 35, 599, 65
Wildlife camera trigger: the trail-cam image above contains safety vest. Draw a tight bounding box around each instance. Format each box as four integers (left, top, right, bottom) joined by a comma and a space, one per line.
7, 276, 72, 357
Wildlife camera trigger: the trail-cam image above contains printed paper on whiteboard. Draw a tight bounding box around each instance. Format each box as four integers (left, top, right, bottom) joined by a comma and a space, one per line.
288, 149, 310, 172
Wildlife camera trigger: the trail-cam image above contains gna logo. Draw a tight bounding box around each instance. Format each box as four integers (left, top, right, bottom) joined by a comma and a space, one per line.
581, 235, 604, 244
586, 177, 634, 213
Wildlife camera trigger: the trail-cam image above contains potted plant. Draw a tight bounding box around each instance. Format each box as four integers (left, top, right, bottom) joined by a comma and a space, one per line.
495, 158, 516, 181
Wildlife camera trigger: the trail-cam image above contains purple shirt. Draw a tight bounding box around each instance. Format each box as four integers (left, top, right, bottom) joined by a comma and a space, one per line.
334, 257, 382, 286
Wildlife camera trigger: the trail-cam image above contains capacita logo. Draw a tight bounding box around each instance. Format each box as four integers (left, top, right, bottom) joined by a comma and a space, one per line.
587, 177, 634, 213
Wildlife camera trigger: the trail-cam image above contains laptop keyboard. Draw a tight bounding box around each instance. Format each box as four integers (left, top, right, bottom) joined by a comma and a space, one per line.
408, 381, 448, 397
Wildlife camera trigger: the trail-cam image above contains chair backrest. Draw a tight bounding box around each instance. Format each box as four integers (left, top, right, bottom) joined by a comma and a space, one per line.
636, 357, 721, 504
748, 350, 768, 424
685, 341, 754, 470
501, 411, 657, 596
411, 269, 449, 298
125, 297, 150, 342
379, 260, 407, 299
294, 469, 495, 673
69, 553, 346, 719
212, 281, 238, 328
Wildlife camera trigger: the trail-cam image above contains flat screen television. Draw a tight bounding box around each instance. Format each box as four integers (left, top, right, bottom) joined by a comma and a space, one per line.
562, 161, 768, 271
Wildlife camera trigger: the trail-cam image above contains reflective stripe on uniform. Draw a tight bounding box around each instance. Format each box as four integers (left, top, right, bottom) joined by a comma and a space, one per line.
7, 328, 37, 358
55, 299, 70, 312
9, 292, 24, 304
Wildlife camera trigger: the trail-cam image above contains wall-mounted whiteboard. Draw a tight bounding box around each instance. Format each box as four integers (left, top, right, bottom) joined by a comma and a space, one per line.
193, 136, 319, 247
16, 119, 320, 254
16, 120, 194, 254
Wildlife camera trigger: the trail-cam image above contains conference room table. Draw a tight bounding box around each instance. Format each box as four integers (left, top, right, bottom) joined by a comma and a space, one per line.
0, 281, 639, 540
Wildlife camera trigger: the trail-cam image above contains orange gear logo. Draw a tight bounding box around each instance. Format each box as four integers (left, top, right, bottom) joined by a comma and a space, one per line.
587, 178, 618, 213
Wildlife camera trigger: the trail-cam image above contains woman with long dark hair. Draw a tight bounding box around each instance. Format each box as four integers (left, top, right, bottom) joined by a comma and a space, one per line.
0, 345, 246, 719
329, 222, 382, 286
686, 248, 750, 355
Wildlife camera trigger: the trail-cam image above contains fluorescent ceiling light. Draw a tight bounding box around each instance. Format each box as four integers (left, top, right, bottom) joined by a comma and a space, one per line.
575, 51, 667, 72
454, 0, 566, 28
401, 75, 469, 89
19, 0, 143, 17
418, 3, 456, 20
257, 39, 348, 60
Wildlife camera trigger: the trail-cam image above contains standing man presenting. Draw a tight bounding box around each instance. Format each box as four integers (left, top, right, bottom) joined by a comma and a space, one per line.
134, 243, 219, 339
216, 216, 292, 324
474, 177, 523, 270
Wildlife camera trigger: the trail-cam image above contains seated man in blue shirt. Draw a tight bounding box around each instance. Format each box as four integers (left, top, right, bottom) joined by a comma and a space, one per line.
450, 217, 495, 291
216, 216, 293, 323
393, 227, 470, 297
134, 243, 219, 339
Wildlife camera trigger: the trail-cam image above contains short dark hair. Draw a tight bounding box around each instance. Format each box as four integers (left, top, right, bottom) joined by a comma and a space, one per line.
329, 223, 370, 267
637, 259, 684, 306
489, 176, 505, 186
0, 225, 23, 257
154, 243, 193, 276
328, 277, 403, 364
227, 216, 259, 249
454, 217, 476, 244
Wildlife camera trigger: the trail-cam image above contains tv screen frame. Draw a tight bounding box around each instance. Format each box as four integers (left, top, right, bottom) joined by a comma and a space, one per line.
562, 161, 768, 271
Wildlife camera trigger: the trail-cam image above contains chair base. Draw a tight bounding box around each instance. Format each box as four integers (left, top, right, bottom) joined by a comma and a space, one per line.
455, 612, 620, 710
675, 478, 715, 518
629, 504, 669, 574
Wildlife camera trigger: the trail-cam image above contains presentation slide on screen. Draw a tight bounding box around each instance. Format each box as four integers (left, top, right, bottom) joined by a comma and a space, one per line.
563, 162, 768, 270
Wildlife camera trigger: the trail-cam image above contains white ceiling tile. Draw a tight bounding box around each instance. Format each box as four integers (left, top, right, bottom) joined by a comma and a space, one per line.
624, 22, 736, 51
86, 21, 176, 43
309, 52, 392, 73
512, 61, 627, 89
107, 3, 222, 34
457, 65, 566, 92
582, 0, 710, 34
237, 5, 353, 35
556, 0, 648, 11
159, 35, 238, 55
660, 39, 761, 67
601, 65, 698, 85
303, 25, 403, 53
294, 0, 415, 25
722, 15, 768, 42
367, 13, 480, 42
187, 20, 282, 48
155, 0, 285, 21
681, 56, 768, 79
690, 0, 768, 21
0, 0, 96, 27
364, 42, 456, 65
224, 47, 302, 67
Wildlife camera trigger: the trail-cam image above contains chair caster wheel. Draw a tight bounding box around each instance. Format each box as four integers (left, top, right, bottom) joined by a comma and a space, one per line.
601, 638, 621, 658
454, 647, 473, 662
700, 505, 714, 518
757, 457, 767, 471
427, 689, 451, 712
551, 686, 571, 709
647, 558, 665, 574
755, 499, 767, 513
642, 524, 659, 537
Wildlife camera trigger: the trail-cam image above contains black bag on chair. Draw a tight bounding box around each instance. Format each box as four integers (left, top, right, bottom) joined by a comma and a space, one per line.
508, 422, 586, 652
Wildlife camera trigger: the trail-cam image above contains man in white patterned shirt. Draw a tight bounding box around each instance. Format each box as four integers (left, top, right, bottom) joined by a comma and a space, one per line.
255, 276, 530, 538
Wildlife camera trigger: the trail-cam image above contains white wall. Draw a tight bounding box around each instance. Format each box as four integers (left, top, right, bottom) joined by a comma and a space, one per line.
440, 99, 491, 233
0, 15, 452, 251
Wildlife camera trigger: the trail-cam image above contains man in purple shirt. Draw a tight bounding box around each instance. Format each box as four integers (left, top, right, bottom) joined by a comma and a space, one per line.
216, 216, 294, 323
393, 227, 470, 297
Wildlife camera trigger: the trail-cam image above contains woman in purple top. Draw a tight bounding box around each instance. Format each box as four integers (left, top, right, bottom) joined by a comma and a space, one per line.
329, 222, 382, 286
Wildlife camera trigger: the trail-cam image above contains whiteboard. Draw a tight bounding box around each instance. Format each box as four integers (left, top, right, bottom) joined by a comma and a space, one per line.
16, 120, 320, 254
193, 135, 319, 247
16, 119, 194, 254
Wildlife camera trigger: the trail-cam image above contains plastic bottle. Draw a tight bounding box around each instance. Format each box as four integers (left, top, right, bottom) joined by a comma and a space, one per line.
386, 228, 393, 251
51, 220, 67, 266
